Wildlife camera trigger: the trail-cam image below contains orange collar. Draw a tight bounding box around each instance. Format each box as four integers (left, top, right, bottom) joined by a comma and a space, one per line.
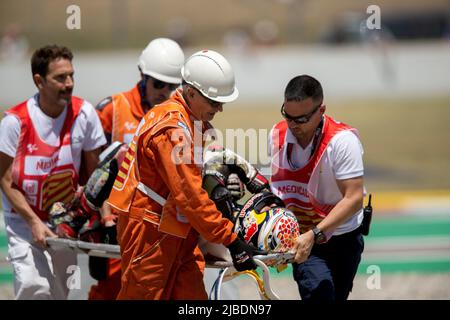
172, 89, 214, 134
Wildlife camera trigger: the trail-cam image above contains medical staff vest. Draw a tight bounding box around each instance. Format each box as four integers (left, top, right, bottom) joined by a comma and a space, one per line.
108, 91, 204, 238
270, 115, 355, 233
7, 97, 83, 221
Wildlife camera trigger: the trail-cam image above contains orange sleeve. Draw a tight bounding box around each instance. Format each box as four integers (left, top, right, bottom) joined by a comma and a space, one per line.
147, 128, 237, 246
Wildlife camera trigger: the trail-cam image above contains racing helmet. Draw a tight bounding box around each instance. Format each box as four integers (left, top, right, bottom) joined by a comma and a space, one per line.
235, 191, 300, 252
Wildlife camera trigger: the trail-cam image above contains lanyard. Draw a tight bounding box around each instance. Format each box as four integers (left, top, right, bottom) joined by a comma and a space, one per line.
286, 117, 324, 169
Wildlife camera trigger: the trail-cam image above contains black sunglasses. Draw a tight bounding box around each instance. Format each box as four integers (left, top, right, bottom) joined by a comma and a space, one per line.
147, 76, 179, 91
281, 102, 322, 124
191, 86, 223, 109
203, 96, 223, 109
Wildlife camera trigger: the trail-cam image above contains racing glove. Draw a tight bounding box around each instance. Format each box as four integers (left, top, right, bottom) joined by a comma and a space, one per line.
226, 237, 259, 272
206, 146, 270, 194
226, 173, 245, 201
245, 171, 270, 194
202, 160, 238, 222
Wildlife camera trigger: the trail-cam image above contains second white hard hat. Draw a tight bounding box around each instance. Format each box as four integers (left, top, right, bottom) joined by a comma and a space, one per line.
138, 38, 185, 84
181, 49, 239, 103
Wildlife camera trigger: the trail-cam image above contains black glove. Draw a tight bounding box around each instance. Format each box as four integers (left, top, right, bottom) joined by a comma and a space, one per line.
226, 237, 260, 272
202, 162, 230, 196
245, 172, 270, 194
226, 173, 245, 201
211, 185, 237, 224
102, 225, 118, 245
88, 225, 118, 281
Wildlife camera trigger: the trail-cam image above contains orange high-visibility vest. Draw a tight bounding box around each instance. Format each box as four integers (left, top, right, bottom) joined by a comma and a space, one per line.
96, 85, 144, 144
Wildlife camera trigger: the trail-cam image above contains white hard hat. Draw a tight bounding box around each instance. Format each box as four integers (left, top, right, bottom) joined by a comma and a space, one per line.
138, 38, 185, 84
181, 49, 239, 103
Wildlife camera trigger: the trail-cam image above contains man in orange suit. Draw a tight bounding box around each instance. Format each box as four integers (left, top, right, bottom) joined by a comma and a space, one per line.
108, 50, 259, 299
89, 38, 185, 300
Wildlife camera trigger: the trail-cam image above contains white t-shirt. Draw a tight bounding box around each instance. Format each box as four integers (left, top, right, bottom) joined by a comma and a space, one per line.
0, 94, 107, 216
283, 127, 364, 179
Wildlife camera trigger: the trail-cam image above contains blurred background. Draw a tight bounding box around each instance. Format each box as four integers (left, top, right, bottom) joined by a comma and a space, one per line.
0, 0, 449, 299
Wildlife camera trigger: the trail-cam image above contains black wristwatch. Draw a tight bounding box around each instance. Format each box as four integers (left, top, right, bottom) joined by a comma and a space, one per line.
312, 227, 327, 244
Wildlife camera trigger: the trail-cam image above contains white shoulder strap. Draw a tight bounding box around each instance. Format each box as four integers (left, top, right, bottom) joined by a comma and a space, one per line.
137, 182, 167, 206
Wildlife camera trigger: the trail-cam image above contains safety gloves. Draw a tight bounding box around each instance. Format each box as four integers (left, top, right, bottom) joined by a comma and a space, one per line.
244, 170, 270, 195
203, 145, 270, 199
226, 237, 268, 272
203, 160, 237, 223
226, 173, 245, 201
219, 147, 269, 194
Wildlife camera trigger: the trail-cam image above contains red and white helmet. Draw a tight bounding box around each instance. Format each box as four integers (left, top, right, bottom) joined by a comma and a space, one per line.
235, 192, 301, 252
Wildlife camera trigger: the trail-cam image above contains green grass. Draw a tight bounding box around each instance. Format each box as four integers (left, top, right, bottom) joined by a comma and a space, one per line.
0, 231, 7, 249
368, 217, 450, 238
358, 260, 450, 273
0, 272, 13, 284
265, 258, 450, 278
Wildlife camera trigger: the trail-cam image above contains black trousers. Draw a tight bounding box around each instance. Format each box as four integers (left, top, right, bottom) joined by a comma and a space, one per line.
292, 227, 364, 301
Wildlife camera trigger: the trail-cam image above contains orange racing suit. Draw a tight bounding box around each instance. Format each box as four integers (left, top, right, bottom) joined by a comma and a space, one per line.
108, 89, 237, 299
89, 85, 145, 300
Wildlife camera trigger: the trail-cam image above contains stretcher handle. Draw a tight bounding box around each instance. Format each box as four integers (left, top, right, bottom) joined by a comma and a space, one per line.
206, 252, 295, 269
45, 237, 121, 259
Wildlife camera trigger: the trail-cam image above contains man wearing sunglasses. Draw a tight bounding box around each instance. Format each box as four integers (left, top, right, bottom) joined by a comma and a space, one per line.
88, 38, 184, 300
269, 75, 365, 301
96, 38, 185, 145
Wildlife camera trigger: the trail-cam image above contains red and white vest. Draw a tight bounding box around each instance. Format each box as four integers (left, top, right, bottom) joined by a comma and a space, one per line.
270, 115, 357, 233
6, 97, 83, 221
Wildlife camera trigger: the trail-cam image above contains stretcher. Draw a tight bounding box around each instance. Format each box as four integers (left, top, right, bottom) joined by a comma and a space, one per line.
46, 237, 294, 300
46, 237, 121, 259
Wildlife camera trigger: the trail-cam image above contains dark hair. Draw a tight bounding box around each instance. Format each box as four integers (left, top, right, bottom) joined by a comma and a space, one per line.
284, 75, 323, 103
31, 45, 73, 78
